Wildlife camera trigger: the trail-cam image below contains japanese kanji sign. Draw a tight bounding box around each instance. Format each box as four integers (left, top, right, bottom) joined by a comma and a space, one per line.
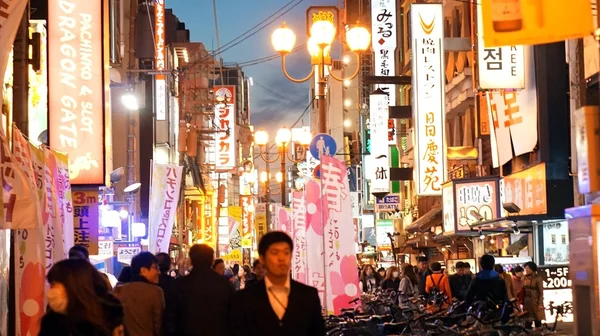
371, 0, 397, 145
72, 190, 99, 255
239, 195, 254, 248
148, 161, 183, 253
369, 91, 390, 194
213, 86, 237, 170
411, 3, 447, 196
477, 4, 525, 89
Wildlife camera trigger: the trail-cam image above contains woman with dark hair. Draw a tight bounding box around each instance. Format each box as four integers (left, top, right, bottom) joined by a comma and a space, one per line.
359, 265, 379, 293
381, 266, 401, 292
399, 264, 419, 298
39, 259, 125, 336
116, 266, 132, 287
238, 265, 252, 290
522, 261, 545, 329
231, 263, 241, 290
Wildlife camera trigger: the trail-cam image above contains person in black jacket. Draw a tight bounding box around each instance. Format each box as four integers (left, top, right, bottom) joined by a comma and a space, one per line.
231, 231, 325, 336
465, 254, 508, 306
416, 256, 433, 296
165, 244, 234, 336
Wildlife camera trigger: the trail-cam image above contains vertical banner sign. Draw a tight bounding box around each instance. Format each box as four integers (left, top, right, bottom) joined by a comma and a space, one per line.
0, 130, 35, 229
291, 191, 307, 284
304, 178, 326, 306
486, 47, 538, 167
411, 3, 446, 196
72, 191, 99, 255
371, 0, 397, 145
29, 145, 55, 274
0, 0, 29, 111
476, 2, 525, 90
148, 162, 184, 253
44, 149, 67, 261
54, 152, 74, 253
155, 0, 167, 121
239, 196, 254, 248
320, 156, 361, 315
48, 0, 107, 185
255, 203, 268, 242
369, 92, 390, 194
227, 206, 243, 254
12, 127, 45, 336
213, 86, 237, 170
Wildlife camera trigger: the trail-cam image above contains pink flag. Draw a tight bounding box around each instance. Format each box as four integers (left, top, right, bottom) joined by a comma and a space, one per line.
291, 191, 307, 283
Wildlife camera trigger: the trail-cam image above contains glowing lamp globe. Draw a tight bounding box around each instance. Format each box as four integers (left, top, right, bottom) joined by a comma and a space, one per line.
275, 127, 292, 146
272, 22, 296, 54
346, 26, 371, 52
310, 19, 336, 46
254, 129, 269, 146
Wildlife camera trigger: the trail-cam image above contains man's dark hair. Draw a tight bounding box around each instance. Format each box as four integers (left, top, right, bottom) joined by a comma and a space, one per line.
156, 252, 171, 273
463, 262, 471, 270
131, 252, 158, 275
252, 259, 260, 270
232, 264, 240, 276
524, 261, 538, 272
258, 231, 293, 256
479, 254, 496, 271
511, 266, 524, 275
431, 262, 442, 272
212, 258, 224, 269
69, 245, 89, 261
494, 264, 505, 274
189, 244, 214, 269
417, 256, 428, 263
454, 261, 465, 269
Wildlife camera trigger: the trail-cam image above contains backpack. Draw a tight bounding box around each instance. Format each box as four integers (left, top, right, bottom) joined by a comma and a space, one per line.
428, 274, 446, 304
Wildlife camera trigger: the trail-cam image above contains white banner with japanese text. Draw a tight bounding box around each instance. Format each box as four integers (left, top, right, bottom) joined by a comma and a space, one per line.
12, 127, 45, 336
411, 3, 446, 196
54, 151, 74, 255
44, 148, 67, 262
148, 161, 183, 253
486, 46, 537, 166
291, 191, 307, 284
320, 156, 361, 315
304, 178, 326, 307
369, 92, 390, 194
371, 0, 397, 145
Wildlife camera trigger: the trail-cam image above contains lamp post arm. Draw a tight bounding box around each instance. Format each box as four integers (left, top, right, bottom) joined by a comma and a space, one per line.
281, 55, 315, 83
258, 146, 281, 164
327, 54, 361, 82
285, 145, 307, 163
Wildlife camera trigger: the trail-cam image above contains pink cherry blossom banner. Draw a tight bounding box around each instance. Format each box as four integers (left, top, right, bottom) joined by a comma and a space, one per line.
320, 155, 360, 315
304, 178, 326, 306
291, 191, 307, 283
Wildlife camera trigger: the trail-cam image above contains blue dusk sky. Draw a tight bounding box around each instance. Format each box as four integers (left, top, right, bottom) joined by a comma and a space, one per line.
168, 0, 340, 136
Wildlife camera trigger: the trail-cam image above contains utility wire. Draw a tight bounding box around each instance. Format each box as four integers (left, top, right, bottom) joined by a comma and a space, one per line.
253, 80, 307, 107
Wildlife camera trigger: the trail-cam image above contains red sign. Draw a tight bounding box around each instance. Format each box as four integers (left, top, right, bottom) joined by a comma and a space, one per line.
213, 86, 236, 169
239, 196, 254, 240
48, 0, 107, 185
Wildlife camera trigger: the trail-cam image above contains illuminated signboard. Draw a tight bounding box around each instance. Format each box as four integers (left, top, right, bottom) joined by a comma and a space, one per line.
411, 3, 446, 196
369, 91, 389, 194
213, 86, 237, 170
155, 0, 166, 121
453, 179, 501, 232
48, 0, 108, 185
371, 0, 396, 144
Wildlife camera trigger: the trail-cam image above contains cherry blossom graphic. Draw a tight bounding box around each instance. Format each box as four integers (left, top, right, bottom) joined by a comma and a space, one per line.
19, 262, 45, 336
329, 255, 360, 314
304, 179, 329, 236
278, 207, 292, 235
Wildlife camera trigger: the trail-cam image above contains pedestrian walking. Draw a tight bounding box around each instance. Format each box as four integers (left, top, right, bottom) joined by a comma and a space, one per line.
231, 231, 325, 335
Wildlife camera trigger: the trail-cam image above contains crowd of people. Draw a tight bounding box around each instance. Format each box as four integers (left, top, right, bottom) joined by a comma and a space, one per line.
358, 255, 546, 329
39, 231, 325, 336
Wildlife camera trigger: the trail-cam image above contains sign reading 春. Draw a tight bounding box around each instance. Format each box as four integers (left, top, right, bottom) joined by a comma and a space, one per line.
213, 86, 237, 170
411, 3, 446, 196
371, 0, 396, 145
369, 92, 390, 194
476, 3, 525, 90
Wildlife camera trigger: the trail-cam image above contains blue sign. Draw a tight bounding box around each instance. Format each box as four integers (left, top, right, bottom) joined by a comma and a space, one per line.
309, 133, 337, 160
375, 194, 401, 211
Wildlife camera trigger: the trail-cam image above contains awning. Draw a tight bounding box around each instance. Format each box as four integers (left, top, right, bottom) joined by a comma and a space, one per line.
405, 204, 443, 233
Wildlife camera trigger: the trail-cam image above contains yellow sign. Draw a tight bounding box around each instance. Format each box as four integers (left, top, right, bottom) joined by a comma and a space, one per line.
255, 203, 268, 243
223, 249, 242, 264
480, 0, 593, 47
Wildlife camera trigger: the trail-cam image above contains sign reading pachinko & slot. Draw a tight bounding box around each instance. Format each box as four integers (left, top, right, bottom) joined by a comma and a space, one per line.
148, 161, 183, 253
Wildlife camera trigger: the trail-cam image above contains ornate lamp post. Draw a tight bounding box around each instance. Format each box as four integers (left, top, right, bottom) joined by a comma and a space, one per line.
271, 7, 371, 134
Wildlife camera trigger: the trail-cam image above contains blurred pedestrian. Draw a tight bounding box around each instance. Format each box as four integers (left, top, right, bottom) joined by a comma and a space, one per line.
116, 266, 132, 287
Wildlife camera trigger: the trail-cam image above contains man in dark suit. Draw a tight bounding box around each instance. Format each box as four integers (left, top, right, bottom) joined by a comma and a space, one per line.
231, 231, 325, 336
165, 244, 234, 336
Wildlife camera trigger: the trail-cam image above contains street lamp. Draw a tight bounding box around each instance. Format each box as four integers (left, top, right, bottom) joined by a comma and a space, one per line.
271, 8, 371, 134
255, 126, 311, 206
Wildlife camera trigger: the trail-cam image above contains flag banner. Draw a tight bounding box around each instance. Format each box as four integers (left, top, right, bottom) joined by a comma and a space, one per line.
43, 148, 66, 262
227, 206, 243, 254
0, 230, 10, 336
12, 126, 44, 336
320, 155, 361, 315
0, 0, 29, 112
304, 178, 326, 307
239, 196, 254, 248
54, 151, 74, 254
148, 162, 183, 253
291, 191, 307, 284
0, 130, 35, 229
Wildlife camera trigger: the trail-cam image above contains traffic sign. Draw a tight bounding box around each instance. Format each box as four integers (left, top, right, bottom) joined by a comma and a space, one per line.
313, 164, 321, 179
309, 133, 337, 160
